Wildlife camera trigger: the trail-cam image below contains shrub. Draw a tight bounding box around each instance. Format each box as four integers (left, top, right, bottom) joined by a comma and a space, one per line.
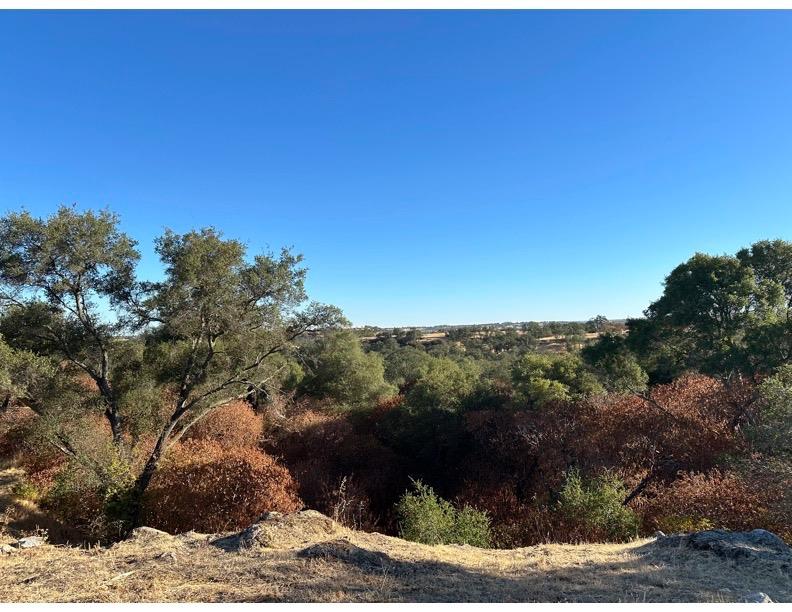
453, 505, 493, 548
511, 353, 603, 408
396, 480, 491, 547
142, 439, 302, 533
42, 439, 136, 541
11, 479, 40, 501
639, 470, 776, 534
0, 405, 37, 459
266, 405, 405, 531
405, 357, 480, 410
748, 365, 792, 456
557, 469, 639, 542
183, 400, 263, 448
655, 515, 715, 534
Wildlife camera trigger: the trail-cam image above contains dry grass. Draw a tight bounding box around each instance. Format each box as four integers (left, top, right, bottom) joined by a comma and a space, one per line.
1, 466, 790, 603
2, 520, 790, 602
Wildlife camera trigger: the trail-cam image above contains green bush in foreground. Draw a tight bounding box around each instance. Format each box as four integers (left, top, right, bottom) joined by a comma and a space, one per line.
396, 480, 491, 547
558, 469, 640, 542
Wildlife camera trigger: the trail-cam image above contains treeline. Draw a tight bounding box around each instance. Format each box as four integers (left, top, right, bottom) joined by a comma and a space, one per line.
0, 206, 790, 547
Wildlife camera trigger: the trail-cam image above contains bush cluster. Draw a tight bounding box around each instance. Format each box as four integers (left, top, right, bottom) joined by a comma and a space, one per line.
142, 439, 302, 533
396, 480, 491, 547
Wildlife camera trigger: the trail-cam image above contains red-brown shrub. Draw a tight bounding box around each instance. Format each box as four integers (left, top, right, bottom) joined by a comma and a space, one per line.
183, 400, 263, 448
0, 405, 37, 459
142, 439, 302, 533
579, 374, 737, 478
265, 407, 406, 531
639, 469, 776, 533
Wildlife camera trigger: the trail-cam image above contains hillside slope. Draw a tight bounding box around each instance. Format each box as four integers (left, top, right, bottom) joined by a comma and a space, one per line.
1, 509, 790, 602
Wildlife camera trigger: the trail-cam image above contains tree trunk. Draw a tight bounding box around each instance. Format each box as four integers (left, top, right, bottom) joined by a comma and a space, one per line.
127, 403, 185, 529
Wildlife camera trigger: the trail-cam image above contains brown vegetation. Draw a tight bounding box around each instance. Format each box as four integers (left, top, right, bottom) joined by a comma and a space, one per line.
141, 439, 302, 533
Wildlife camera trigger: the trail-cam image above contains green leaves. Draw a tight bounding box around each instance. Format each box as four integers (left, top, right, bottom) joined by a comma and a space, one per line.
511, 353, 603, 408
299, 330, 396, 408
0, 206, 139, 311
581, 333, 648, 394
747, 365, 792, 457
397, 480, 491, 547
636, 240, 792, 379
558, 469, 639, 542
405, 356, 480, 411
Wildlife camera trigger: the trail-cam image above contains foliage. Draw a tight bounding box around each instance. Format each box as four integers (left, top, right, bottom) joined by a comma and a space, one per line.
299, 330, 396, 408
396, 480, 491, 547
557, 470, 640, 542
639, 470, 776, 534
142, 439, 302, 533
11, 479, 40, 501
405, 357, 480, 410
748, 364, 792, 456
183, 400, 263, 449
381, 345, 435, 390
634, 241, 792, 379
654, 515, 715, 535
41, 435, 136, 541
581, 332, 648, 393
511, 353, 603, 407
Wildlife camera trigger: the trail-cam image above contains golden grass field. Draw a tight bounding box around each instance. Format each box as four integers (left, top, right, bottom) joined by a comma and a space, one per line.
1, 467, 790, 603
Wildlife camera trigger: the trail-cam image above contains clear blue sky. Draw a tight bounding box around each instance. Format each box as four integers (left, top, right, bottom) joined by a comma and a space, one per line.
2, 11, 792, 327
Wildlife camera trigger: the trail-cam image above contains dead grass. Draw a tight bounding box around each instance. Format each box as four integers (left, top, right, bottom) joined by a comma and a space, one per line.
1, 518, 790, 602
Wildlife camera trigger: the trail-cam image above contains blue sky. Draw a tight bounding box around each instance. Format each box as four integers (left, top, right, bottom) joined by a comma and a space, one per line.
2, 11, 792, 326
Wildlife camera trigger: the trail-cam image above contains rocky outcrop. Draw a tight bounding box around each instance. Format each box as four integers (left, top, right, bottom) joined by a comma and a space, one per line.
655, 529, 791, 566
211, 510, 347, 551
298, 538, 391, 570
13, 536, 46, 549
741, 592, 774, 603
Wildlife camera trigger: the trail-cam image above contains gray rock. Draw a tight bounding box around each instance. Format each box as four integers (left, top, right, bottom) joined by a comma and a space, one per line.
655, 529, 791, 563
298, 539, 391, 570
14, 536, 46, 549
746, 529, 787, 549
741, 592, 774, 603
0, 544, 16, 555
211, 510, 344, 551
130, 526, 170, 540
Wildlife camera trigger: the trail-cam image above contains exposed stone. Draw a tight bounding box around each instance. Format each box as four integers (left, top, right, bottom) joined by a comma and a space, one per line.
0, 544, 16, 555
298, 538, 391, 570
129, 526, 171, 541
741, 592, 774, 603
655, 529, 792, 564
212, 510, 346, 551
14, 536, 46, 549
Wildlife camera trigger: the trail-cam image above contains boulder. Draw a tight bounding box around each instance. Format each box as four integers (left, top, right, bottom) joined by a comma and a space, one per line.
298, 539, 391, 570
212, 510, 345, 551
129, 526, 172, 541
741, 592, 774, 603
13, 536, 46, 549
655, 529, 791, 564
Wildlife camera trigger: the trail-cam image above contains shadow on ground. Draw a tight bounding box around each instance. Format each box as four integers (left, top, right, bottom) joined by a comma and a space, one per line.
235, 539, 792, 603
